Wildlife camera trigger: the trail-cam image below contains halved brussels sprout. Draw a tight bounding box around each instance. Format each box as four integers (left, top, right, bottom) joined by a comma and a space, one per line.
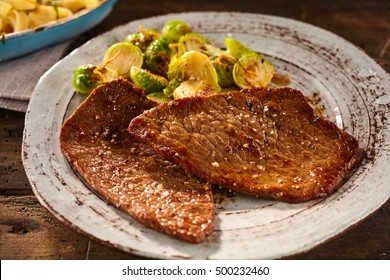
161, 20, 192, 43
103, 42, 143, 78
72, 64, 105, 94
162, 79, 181, 99
203, 44, 226, 57
130, 66, 169, 93
124, 27, 160, 52
233, 53, 274, 88
173, 80, 219, 99
167, 50, 220, 93
178, 33, 209, 55
144, 39, 172, 77
224, 37, 255, 58
211, 54, 237, 87
101, 67, 120, 81
146, 92, 173, 103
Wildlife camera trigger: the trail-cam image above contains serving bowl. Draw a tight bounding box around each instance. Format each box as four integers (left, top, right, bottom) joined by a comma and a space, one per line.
0, 0, 117, 62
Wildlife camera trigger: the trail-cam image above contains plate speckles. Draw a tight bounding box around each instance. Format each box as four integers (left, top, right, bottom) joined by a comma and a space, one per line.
23, 12, 390, 259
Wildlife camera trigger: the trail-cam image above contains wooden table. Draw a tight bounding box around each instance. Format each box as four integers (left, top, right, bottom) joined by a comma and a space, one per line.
1, 0, 389, 260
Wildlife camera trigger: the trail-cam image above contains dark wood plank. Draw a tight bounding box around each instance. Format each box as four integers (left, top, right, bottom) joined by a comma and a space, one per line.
1, 193, 387, 260
0, 195, 88, 259
0, 195, 149, 260
0, 110, 32, 195
87, 241, 149, 260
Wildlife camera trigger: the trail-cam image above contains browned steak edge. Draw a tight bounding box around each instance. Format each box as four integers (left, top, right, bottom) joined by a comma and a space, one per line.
128, 87, 362, 203
60, 79, 215, 243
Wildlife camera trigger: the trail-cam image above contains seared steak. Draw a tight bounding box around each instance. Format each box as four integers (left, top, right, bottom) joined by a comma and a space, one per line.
60, 79, 214, 243
129, 87, 361, 203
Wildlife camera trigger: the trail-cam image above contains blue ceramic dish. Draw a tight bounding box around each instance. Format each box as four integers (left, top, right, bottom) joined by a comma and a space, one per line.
0, 0, 116, 62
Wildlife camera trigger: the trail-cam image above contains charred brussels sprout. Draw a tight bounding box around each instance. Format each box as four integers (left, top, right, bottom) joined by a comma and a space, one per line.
168, 50, 221, 98
72, 64, 105, 94
225, 37, 274, 88
72, 20, 276, 98
211, 54, 237, 87
144, 39, 172, 77
146, 92, 173, 103
203, 44, 226, 57
224, 37, 255, 58
233, 53, 274, 88
130, 66, 169, 93
124, 28, 160, 52
178, 33, 209, 55
161, 20, 192, 43
168, 51, 219, 85
162, 79, 181, 99
103, 42, 143, 78
172, 80, 219, 99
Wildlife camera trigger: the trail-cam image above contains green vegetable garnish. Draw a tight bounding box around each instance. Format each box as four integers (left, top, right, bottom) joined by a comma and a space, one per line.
233, 53, 274, 88
72, 20, 276, 97
211, 54, 236, 87
168, 50, 221, 98
224, 37, 255, 58
161, 20, 192, 43
72, 64, 105, 94
103, 42, 143, 78
124, 27, 160, 52
144, 39, 173, 77
178, 33, 209, 55
146, 92, 173, 103
130, 66, 169, 93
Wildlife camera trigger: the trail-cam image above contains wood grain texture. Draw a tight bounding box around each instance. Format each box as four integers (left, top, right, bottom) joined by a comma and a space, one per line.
1, 0, 389, 259
0, 195, 88, 259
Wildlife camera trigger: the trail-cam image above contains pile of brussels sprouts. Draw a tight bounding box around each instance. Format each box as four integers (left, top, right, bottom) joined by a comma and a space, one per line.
72, 20, 274, 102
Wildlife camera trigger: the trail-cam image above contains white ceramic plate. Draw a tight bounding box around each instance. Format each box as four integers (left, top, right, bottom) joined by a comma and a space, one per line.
23, 12, 390, 259
0, 0, 116, 62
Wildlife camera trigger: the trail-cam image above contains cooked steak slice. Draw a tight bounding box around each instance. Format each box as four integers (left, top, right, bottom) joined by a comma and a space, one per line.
129, 87, 362, 203
60, 79, 214, 243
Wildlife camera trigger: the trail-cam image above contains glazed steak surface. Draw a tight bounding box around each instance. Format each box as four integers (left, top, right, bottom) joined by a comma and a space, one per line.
60, 79, 214, 243
129, 87, 361, 202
